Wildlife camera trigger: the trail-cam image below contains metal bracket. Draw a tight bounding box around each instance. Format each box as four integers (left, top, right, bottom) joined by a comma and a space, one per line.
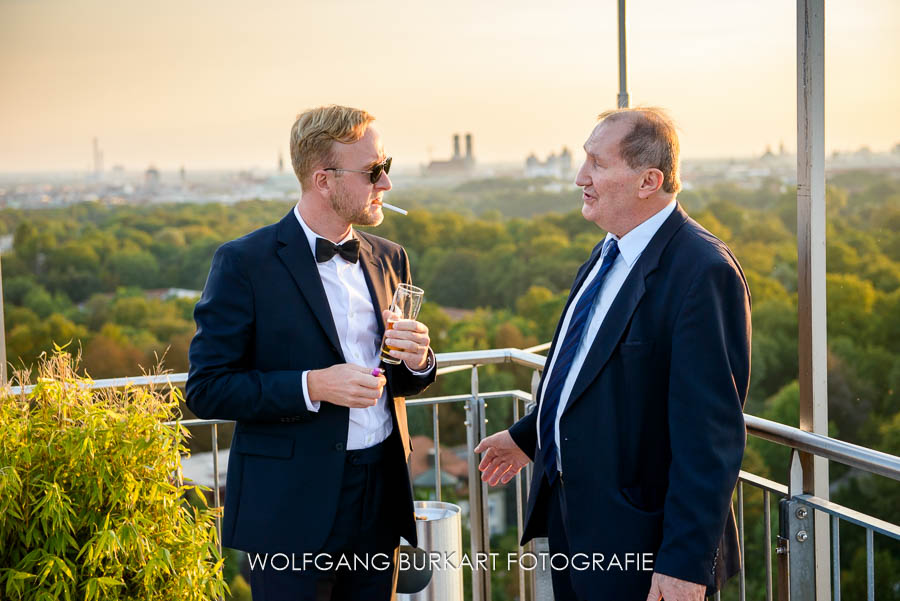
779, 498, 816, 601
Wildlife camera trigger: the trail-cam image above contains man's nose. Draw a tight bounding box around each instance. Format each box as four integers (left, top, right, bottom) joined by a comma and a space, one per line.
574, 162, 590, 187
376, 171, 392, 192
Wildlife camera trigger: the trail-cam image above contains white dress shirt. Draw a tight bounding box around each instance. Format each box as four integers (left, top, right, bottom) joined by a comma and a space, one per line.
294, 206, 432, 450
537, 200, 676, 467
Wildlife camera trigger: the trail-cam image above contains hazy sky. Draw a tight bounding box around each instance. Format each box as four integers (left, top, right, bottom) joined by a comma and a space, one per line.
1, 0, 898, 171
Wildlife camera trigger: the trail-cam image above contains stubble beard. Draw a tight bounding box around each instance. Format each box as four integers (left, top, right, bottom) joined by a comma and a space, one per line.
331, 182, 382, 227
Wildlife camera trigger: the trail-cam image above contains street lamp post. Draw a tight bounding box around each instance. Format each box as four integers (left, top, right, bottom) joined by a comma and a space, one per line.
617, 0, 629, 108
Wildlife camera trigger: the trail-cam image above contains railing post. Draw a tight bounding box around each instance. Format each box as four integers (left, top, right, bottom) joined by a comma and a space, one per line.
796, 0, 831, 597
513, 396, 526, 601
211, 423, 222, 557
432, 404, 441, 502
0, 257, 7, 387
527, 369, 554, 601
465, 366, 491, 601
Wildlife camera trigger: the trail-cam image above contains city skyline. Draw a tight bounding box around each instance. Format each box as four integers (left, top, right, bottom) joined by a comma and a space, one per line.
1, 0, 899, 172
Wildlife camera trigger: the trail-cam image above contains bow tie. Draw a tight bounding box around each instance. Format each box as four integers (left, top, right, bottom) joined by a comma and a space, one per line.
315, 237, 360, 264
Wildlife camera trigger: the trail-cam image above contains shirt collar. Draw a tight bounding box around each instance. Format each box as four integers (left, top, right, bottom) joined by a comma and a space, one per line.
603, 199, 677, 267
293, 204, 355, 261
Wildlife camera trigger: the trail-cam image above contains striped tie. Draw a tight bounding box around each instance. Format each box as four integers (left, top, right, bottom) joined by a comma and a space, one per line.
539, 238, 620, 485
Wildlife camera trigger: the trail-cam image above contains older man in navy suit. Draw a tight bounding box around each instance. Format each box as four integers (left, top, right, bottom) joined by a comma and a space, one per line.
187, 105, 435, 601
476, 108, 751, 601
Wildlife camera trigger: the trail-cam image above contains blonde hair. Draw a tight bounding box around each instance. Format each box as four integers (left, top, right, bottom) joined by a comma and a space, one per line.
598, 107, 682, 194
289, 105, 375, 190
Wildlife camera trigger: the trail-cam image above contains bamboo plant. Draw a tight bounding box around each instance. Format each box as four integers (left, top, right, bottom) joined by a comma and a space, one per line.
0, 350, 227, 600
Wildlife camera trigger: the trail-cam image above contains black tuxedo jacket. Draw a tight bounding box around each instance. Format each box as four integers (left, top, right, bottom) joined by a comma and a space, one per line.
510, 204, 751, 597
186, 210, 434, 554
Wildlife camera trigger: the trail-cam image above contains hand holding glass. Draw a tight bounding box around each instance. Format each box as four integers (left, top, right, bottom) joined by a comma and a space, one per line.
380, 283, 424, 365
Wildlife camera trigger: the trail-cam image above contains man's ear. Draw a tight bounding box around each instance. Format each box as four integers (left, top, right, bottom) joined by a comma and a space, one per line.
638, 168, 664, 199
311, 169, 332, 196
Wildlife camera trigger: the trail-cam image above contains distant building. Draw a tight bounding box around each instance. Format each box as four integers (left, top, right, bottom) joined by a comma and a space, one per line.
424, 133, 476, 176
525, 147, 572, 179
145, 165, 160, 189
144, 288, 202, 301
92, 137, 104, 180
0, 234, 14, 255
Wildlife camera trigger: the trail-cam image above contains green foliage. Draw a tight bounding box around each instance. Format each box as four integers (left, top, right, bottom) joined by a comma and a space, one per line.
226, 574, 252, 601
0, 352, 226, 600
840, 547, 900, 601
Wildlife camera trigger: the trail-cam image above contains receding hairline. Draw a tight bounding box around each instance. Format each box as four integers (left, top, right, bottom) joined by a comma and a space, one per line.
583, 117, 636, 157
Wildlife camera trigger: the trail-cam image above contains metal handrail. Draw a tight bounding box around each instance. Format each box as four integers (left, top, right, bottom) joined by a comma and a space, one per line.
8, 347, 900, 483
745, 414, 900, 481
6, 348, 549, 394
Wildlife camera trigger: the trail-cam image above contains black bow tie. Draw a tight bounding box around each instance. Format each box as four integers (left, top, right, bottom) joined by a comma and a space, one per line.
315, 237, 360, 264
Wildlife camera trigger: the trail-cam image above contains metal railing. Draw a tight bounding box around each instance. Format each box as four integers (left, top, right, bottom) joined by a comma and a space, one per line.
734, 419, 900, 601
10, 344, 900, 601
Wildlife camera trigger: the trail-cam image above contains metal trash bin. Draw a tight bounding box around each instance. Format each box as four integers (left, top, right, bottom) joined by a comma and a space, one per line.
398, 501, 464, 601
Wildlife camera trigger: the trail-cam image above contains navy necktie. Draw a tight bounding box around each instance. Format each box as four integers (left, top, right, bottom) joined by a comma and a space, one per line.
539, 237, 620, 485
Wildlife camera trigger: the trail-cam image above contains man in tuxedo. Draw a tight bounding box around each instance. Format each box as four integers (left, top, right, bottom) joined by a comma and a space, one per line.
476, 108, 750, 601
186, 105, 436, 601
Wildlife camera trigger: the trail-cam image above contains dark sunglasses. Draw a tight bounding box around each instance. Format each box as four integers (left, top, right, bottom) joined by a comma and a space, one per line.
324, 156, 392, 184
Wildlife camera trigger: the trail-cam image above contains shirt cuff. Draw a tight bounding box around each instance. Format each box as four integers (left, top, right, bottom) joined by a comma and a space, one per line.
407, 347, 436, 376
301, 370, 321, 412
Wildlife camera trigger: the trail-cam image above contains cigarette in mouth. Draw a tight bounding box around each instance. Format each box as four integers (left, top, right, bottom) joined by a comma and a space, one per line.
381, 202, 408, 215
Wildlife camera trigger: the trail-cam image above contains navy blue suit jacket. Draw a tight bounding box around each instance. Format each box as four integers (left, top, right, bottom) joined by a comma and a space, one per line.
509, 204, 751, 597
186, 210, 434, 554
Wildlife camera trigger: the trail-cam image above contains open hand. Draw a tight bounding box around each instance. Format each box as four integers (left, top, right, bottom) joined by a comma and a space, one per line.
307, 364, 386, 408
474, 430, 530, 486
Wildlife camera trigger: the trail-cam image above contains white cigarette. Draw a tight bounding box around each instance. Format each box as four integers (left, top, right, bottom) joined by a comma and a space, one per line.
382, 202, 408, 215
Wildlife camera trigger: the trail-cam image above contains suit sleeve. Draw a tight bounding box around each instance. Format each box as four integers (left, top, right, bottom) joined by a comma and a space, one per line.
388, 247, 436, 398
653, 260, 751, 585
509, 408, 538, 461
186, 243, 309, 422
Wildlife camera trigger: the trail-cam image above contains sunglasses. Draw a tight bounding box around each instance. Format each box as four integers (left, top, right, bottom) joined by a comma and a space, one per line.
324, 156, 392, 184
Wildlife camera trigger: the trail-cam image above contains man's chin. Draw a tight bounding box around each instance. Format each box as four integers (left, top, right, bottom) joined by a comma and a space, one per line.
368, 203, 384, 225
352, 209, 383, 227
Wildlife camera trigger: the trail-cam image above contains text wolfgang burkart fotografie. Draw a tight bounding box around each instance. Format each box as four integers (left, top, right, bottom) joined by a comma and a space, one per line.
248, 551, 655, 573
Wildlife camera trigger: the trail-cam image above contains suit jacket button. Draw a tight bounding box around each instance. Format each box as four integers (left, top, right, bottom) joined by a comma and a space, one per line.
335, 442, 345, 451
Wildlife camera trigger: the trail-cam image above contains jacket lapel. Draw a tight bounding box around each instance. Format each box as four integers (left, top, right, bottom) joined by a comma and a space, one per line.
562, 204, 689, 414
275, 211, 344, 359
356, 232, 412, 455
356, 233, 390, 337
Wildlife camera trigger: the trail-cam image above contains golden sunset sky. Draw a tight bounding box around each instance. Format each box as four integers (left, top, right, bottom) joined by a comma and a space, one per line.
1, 0, 898, 171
